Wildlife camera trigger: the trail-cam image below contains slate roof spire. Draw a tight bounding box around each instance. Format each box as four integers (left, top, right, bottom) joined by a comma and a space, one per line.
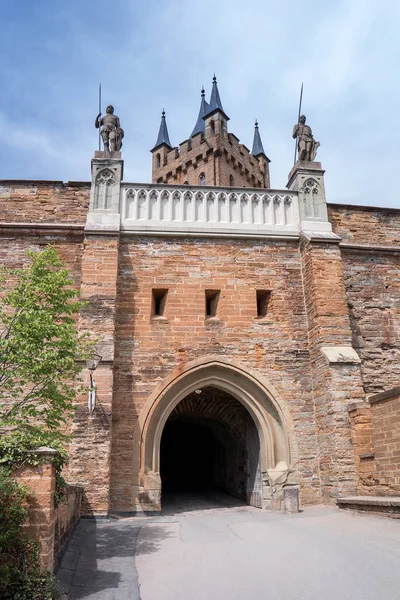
252, 119, 266, 156
204, 75, 229, 120
151, 110, 172, 152
190, 87, 210, 138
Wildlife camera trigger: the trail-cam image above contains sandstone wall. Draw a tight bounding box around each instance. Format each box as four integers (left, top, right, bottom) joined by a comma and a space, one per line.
0, 180, 90, 224
152, 130, 267, 188
349, 388, 400, 495
13, 459, 57, 571
111, 236, 321, 510
54, 484, 83, 568
328, 203, 400, 247
329, 203, 400, 396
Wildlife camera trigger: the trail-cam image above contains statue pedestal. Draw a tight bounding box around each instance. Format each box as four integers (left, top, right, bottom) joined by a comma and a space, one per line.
86, 153, 123, 233
94, 150, 122, 159
287, 160, 332, 234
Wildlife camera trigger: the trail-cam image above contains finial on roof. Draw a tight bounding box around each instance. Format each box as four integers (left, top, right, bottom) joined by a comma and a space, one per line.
190, 87, 210, 138
204, 74, 229, 120
252, 119, 266, 156
151, 109, 172, 152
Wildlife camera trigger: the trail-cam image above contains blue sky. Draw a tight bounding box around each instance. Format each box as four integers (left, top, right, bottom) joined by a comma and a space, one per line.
1, 0, 400, 207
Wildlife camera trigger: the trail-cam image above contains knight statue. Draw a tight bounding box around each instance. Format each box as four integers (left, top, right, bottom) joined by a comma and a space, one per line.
292, 115, 320, 162
95, 104, 124, 153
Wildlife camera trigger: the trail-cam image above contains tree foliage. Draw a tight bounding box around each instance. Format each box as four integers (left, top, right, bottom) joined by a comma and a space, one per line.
0, 246, 92, 439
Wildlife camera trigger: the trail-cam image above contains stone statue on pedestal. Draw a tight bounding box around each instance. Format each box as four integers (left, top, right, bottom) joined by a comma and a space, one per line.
292, 115, 320, 162
95, 105, 124, 152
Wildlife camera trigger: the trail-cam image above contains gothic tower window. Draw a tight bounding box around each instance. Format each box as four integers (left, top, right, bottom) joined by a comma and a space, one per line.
95, 169, 115, 209
156, 153, 161, 168
229, 174, 234, 187
210, 120, 215, 136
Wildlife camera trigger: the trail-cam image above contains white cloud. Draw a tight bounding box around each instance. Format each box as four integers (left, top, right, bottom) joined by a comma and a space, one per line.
1, 0, 400, 207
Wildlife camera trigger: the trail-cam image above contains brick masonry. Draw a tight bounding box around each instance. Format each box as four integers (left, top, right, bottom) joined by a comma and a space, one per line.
0, 180, 399, 514
152, 132, 269, 188
349, 388, 400, 495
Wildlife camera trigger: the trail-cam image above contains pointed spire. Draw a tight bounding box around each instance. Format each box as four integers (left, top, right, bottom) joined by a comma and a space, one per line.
204, 75, 229, 120
252, 119, 266, 156
190, 87, 210, 138
151, 109, 172, 152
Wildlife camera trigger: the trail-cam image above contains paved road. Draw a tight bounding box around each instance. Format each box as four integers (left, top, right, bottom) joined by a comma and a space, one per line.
58, 492, 400, 599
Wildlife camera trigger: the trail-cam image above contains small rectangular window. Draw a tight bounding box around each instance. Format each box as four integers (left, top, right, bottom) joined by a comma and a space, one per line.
152, 289, 168, 317
256, 290, 271, 318
205, 290, 220, 318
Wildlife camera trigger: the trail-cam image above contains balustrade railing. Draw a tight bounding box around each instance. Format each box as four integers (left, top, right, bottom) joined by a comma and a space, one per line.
120, 184, 299, 236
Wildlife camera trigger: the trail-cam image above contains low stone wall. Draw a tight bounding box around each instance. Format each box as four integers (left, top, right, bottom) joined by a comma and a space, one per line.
12, 448, 82, 572
349, 387, 400, 495
13, 449, 57, 572
54, 484, 83, 568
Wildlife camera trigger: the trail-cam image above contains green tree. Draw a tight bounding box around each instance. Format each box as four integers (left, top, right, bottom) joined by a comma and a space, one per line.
0, 246, 92, 439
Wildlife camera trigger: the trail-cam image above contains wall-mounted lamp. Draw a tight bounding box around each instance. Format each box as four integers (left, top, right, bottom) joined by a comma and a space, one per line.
86, 353, 102, 412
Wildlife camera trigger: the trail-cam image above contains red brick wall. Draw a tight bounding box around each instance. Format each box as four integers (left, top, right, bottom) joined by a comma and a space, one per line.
151, 131, 268, 188
110, 236, 321, 511
349, 389, 400, 495
328, 204, 400, 246
299, 237, 364, 500
54, 484, 82, 567
341, 250, 400, 395
13, 460, 56, 572
0, 181, 89, 224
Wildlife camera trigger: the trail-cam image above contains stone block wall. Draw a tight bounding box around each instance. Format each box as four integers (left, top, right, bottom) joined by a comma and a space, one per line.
13, 454, 83, 572
13, 454, 57, 572
349, 388, 400, 495
54, 484, 83, 568
329, 204, 400, 396
152, 130, 268, 188
0, 180, 90, 224
299, 235, 364, 501
110, 235, 321, 511
328, 204, 400, 247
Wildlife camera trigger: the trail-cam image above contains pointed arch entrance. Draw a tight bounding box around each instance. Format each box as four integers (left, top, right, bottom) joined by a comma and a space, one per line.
132, 357, 296, 512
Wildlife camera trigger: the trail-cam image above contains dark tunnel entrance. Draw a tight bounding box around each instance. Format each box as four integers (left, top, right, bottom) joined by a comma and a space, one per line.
160, 387, 262, 507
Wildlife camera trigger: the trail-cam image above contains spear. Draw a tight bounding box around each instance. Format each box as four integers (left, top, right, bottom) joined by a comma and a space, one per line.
98, 83, 102, 151
293, 82, 303, 165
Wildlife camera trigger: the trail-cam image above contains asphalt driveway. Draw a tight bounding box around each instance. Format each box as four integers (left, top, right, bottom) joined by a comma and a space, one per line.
57, 492, 400, 599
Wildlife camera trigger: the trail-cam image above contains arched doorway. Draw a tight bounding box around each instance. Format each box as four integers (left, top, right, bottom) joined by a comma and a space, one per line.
160, 387, 262, 507
132, 357, 295, 512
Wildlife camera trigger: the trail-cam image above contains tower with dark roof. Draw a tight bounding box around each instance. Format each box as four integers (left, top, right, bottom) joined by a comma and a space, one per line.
252, 120, 271, 188
151, 77, 270, 188
151, 110, 173, 175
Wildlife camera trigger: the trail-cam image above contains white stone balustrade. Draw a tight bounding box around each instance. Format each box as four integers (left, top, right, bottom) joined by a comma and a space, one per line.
120, 184, 299, 237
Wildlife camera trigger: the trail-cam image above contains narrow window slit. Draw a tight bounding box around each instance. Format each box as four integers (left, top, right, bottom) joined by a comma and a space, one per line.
152, 289, 168, 317
256, 290, 271, 318
205, 290, 220, 318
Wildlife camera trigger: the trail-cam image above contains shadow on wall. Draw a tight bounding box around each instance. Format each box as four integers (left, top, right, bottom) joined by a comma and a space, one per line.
57, 517, 172, 598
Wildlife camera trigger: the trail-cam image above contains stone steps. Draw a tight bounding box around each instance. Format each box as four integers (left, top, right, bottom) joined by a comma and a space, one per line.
337, 496, 400, 518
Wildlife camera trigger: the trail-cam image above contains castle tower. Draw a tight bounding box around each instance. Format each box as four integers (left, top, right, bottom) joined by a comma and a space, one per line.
151, 77, 270, 188
151, 110, 173, 175
203, 75, 230, 140
251, 120, 271, 189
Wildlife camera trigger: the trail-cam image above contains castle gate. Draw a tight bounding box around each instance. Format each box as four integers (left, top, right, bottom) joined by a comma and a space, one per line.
132, 357, 295, 511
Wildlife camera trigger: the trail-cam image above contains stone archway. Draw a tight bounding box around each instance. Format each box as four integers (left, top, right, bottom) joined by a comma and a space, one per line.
132, 356, 296, 512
